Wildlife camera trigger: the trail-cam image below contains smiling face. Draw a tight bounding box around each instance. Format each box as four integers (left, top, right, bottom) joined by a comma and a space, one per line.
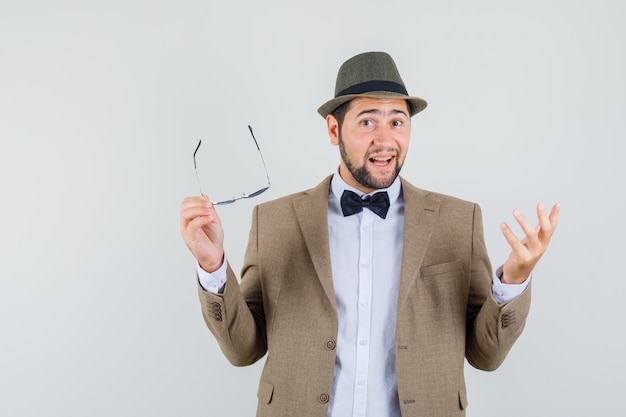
326, 97, 411, 193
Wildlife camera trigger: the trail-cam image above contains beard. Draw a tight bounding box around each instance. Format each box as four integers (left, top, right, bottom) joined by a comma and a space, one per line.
338, 132, 404, 190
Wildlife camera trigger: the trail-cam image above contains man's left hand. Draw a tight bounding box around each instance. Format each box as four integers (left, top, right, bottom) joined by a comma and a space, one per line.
500, 202, 561, 284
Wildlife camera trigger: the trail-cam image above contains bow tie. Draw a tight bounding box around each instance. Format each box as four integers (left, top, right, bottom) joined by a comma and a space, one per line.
340, 190, 390, 219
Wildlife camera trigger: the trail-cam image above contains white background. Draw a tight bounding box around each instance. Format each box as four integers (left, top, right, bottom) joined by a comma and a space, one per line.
1, 0, 624, 416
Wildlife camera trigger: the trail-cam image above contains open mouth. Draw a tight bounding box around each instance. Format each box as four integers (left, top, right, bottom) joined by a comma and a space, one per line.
369, 155, 395, 168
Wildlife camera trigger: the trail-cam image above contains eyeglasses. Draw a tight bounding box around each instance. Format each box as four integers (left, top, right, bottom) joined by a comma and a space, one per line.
193, 125, 271, 205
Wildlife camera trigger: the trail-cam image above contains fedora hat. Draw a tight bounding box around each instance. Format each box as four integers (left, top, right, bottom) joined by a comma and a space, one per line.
317, 51, 427, 118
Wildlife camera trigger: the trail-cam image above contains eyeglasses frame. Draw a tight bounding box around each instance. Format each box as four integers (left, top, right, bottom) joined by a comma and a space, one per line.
193, 125, 271, 205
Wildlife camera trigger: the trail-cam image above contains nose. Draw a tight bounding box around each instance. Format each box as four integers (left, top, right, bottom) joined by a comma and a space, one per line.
372, 124, 394, 147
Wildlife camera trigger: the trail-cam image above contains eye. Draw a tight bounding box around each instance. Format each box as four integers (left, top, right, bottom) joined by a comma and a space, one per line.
360, 119, 374, 127
392, 120, 404, 127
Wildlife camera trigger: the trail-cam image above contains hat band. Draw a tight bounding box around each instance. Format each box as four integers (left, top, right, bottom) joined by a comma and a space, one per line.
336, 80, 408, 98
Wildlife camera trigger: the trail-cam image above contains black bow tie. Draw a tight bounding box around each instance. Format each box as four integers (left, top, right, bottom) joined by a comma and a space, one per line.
340, 190, 390, 219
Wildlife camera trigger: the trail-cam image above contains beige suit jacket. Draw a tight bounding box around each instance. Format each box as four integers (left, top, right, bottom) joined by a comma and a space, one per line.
198, 175, 531, 417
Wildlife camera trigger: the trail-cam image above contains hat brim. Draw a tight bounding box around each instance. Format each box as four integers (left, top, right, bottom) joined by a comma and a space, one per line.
317, 91, 427, 118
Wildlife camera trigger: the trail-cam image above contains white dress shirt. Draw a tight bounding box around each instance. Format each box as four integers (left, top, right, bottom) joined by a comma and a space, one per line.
325, 173, 404, 416
198, 171, 529, 416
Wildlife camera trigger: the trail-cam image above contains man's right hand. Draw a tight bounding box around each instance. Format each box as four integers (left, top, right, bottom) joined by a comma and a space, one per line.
180, 195, 225, 273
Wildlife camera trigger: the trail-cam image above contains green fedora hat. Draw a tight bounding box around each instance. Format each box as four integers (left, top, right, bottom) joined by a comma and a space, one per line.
317, 51, 428, 118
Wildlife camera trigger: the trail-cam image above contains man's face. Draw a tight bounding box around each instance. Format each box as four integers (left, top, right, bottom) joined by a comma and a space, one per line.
326, 97, 411, 193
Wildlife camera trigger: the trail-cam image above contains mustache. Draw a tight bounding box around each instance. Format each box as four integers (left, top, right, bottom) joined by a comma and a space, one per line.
366, 147, 399, 158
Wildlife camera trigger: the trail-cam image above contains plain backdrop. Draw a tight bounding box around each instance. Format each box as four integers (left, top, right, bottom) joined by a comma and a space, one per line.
1, 1, 625, 416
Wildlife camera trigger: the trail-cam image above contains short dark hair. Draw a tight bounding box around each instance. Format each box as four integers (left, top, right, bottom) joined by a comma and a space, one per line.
331, 100, 352, 131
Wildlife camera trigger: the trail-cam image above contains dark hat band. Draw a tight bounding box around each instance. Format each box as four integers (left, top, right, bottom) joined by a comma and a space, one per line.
336, 80, 408, 98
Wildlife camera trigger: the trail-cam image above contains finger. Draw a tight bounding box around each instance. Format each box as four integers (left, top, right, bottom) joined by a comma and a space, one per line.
536, 203, 553, 240
181, 203, 213, 221
549, 202, 561, 228
500, 222, 527, 254
187, 215, 215, 237
182, 214, 225, 254
181, 205, 208, 231
180, 196, 220, 230
512, 209, 540, 246
181, 195, 211, 211
182, 214, 208, 236
536, 202, 560, 242
180, 198, 208, 224
181, 206, 222, 234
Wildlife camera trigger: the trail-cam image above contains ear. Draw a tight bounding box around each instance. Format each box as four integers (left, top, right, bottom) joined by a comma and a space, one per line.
326, 114, 339, 146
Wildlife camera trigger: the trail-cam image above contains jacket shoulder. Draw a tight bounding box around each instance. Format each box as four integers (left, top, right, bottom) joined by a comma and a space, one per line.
256, 175, 332, 211
400, 177, 479, 210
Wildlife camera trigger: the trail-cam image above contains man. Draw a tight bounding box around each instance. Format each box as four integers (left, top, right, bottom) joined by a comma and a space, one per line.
180, 51, 560, 417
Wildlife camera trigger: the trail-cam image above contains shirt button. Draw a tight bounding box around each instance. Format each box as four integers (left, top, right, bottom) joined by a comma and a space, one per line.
496, 291, 503, 297
362, 225, 370, 232
360, 263, 369, 269
319, 393, 329, 403
360, 301, 369, 308
359, 340, 368, 346
325, 340, 336, 350
357, 379, 366, 386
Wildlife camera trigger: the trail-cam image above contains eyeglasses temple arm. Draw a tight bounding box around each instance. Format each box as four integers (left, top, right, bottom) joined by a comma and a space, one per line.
193, 139, 204, 196
248, 125, 271, 187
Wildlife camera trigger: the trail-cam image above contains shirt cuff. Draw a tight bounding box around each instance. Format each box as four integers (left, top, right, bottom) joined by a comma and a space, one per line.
197, 260, 227, 294
492, 265, 531, 305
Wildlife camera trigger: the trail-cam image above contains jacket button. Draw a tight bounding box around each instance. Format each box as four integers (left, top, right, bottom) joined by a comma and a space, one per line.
326, 340, 336, 350
501, 319, 509, 329
501, 312, 515, 329
319, 393, 329, 403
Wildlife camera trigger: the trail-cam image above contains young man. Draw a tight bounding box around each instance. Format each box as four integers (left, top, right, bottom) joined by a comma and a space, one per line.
180, 51, 560, 417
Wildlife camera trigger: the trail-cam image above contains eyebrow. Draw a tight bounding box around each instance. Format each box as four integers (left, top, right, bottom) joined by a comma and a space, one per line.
355, 108, 409, 118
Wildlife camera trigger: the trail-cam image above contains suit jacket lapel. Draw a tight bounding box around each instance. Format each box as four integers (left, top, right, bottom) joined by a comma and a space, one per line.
290, 175, 440, 311
398, 178, 441, 306
292, 175, 337, 311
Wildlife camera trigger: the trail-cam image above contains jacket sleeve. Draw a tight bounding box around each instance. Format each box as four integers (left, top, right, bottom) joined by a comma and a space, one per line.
197, 205, 267, 366
465, 203, 532, 371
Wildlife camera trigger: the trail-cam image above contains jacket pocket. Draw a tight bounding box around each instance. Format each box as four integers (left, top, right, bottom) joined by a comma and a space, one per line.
458, 387, 468, 410
257, 380, 274, 404
421, 259, 464, 279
